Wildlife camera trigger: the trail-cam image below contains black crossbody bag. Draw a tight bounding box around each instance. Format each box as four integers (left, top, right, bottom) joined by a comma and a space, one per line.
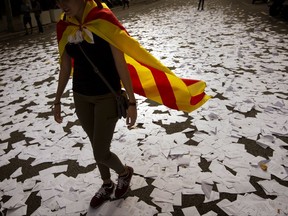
78, 44, 129, 119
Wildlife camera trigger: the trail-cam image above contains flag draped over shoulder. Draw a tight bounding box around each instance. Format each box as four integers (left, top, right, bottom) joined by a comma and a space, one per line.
57, 0, 210, 112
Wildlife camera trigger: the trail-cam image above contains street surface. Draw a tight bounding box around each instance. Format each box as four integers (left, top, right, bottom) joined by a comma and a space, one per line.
0, 0, 287, 215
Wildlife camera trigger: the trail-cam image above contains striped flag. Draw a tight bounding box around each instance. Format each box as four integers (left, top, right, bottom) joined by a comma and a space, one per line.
57, 0, 210, 112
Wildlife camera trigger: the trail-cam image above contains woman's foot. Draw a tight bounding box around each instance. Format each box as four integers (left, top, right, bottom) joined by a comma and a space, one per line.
90, 182, 115, 209
114, 166, 134, 199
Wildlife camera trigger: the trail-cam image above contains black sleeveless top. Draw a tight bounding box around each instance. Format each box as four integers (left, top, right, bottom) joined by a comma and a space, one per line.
65, 34, 121, 96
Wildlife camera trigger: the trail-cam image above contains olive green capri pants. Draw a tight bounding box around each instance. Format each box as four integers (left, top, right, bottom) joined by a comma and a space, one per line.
73, 91, 125, 180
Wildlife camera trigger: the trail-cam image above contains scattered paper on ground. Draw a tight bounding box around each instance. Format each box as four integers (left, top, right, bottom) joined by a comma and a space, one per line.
0, 0, 288, 215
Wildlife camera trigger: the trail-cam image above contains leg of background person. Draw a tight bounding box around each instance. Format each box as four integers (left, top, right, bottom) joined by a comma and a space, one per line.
35, 15, 43, 33
28, 18, 32, 34
23, 18, 28, 35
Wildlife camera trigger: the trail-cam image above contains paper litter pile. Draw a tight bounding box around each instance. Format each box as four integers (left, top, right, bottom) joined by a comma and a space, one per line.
0, 0, 288, 215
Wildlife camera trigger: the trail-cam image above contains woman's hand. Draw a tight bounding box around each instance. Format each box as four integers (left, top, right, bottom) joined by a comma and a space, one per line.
53, 104, 63, 123
126, 105, 137, 129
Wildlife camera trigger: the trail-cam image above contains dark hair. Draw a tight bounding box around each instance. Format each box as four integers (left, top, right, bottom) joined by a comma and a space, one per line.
94, 0, 103, 9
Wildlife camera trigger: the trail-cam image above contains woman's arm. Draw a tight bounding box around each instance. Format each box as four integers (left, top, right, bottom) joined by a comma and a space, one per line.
110, 45, 137, 128
54, 50, 72, 123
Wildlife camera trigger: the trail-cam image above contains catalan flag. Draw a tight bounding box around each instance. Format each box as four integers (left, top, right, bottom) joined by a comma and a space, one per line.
57, 0, 210, 112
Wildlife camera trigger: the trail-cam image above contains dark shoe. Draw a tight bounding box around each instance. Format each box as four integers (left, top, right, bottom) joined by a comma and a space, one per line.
115, 166, 133, 199
90, 182, 115, 208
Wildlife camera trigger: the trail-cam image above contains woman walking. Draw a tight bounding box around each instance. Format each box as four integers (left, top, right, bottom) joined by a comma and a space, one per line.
54, 0, 136, 209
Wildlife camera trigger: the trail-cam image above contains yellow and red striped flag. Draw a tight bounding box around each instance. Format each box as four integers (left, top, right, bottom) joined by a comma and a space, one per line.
57, 0, 210, 112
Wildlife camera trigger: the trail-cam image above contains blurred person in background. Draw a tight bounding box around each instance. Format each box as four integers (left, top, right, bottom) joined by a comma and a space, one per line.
31, 0, 44, 33
198, 0, 204, 10
122, 0, 129, 9
21, 0, 32, 35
